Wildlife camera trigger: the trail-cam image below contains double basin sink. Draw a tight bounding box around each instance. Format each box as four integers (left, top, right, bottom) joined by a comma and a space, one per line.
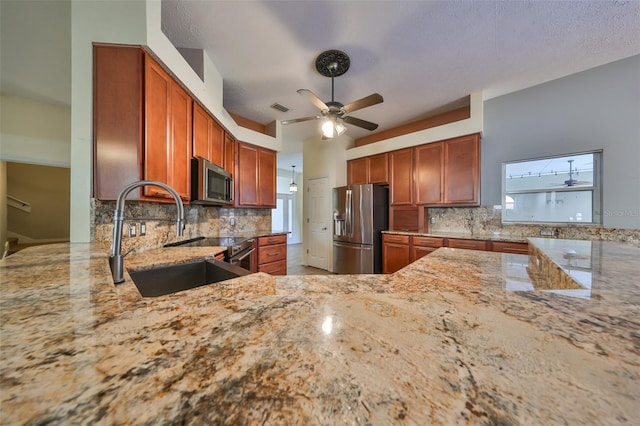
129, 259, 250, 297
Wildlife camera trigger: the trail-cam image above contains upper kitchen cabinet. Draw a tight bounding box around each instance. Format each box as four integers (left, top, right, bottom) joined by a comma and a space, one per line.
347, 153, 389, 185
93, 44, 192, 201
368, 153, 389, 184
347, 157, 368, 185
144, 57, 192, 200
389, 148, 414, 206
235, 141, 276, 208
414, 133, 480, 206
224, 132, 236, 176
414, 142, 444, 205
193, 102, 225, 168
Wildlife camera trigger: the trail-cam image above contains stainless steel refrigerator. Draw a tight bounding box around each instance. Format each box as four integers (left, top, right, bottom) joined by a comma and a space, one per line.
333, 184, 388, 274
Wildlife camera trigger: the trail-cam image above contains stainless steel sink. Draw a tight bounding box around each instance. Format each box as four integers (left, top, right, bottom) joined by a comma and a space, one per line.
128, 259, 250, 297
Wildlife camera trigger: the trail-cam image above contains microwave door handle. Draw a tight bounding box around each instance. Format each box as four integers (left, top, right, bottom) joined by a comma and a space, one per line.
228, 177, 234, 202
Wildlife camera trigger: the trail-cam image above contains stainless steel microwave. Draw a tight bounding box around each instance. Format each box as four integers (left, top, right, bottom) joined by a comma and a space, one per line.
191, 157, 233, 205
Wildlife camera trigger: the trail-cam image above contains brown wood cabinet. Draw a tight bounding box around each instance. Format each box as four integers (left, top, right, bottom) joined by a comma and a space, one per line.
382, 234, 411, 273
193, 102, 225, 167
224, 133, 236, 177
347, 153, 388, 185
491, 241, 529, 254
94, 44, 192, 201
389, 148, 414, 206
414, 142, 444, 205
447, 238, 488, 251
410, 236, 444, 262
443, 134, 480, 205
347, 157, 368, 185
257, 234, 287, 275
235, 141, 276, 208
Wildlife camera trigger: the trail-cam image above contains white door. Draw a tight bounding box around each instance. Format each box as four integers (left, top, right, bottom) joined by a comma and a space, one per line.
307, 177, 330, 270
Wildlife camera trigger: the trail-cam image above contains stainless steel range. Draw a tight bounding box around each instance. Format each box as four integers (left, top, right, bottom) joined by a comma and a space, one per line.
165, 236, 255, 271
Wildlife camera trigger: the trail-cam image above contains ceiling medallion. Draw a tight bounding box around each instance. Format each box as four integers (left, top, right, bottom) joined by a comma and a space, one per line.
315, 50, 350, 77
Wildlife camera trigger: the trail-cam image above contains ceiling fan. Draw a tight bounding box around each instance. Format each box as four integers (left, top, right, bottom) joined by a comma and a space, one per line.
281, 50, 383, 139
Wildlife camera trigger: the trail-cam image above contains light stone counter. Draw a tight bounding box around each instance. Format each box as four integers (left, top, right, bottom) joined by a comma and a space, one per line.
1, 239, 638, 425
383, 229, 530, 243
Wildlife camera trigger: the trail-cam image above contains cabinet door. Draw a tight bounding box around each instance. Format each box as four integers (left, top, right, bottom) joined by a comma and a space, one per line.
415, 142, 444, 205
382, 242, 410, 274
210, 119, 225, 167
444, 134, 479, 205
368, 152, 389, 184
224, 132, 235, 176
347, 158, 368, 185
192, 102, 211, 160
93, 45, 143, 200
169, 81, 192, 199
143, 57, 170, 198
410, 246, 437, 262
258, 147, 276, 208
389, 148, 414, 206
236, 142, 259, 206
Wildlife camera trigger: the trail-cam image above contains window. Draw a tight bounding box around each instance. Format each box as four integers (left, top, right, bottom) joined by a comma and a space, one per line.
502, 151, 602, 224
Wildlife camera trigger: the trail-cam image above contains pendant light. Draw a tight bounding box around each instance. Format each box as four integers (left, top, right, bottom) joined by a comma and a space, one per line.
289, 165, 298, 193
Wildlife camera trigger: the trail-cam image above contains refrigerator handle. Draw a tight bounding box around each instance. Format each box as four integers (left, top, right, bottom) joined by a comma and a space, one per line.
345, 189, 353, 236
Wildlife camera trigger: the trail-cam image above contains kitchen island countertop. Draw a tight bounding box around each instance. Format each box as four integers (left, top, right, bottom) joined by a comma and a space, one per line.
1, 238, 638, 424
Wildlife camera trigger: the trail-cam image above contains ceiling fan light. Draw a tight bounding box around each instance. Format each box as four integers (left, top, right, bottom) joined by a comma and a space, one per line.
335, 122, 346, 135
322, 120, 335, 138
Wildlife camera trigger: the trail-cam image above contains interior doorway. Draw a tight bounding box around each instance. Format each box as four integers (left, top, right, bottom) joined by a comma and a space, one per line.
306, 177, 330, 271
272, 193, 295, 242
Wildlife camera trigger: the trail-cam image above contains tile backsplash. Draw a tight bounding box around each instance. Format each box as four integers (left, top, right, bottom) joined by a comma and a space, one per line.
428, 206, 640, 246
92, 199, 272, 253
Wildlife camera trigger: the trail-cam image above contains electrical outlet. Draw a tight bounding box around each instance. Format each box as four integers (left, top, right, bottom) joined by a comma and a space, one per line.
139, 223, 146, 236
430, 217, 436, 224
539, 229, 556, 237
230, 217, 236, 226
127, 223, 136, 237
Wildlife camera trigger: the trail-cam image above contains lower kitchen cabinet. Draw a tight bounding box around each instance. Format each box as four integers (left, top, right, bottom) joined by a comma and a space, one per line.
447, 238, 488, 251
257, 235, 287, 275
410, 236, 444, 262
491, 241, 529, 254
382, 234, 410, 274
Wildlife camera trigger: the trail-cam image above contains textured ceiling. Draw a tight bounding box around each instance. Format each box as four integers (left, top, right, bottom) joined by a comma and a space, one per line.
1, 1, 639, 173
161, 0, 640, 169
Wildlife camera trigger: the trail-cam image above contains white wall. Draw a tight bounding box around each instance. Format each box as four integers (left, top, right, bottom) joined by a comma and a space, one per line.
0, 95, 71, 167
482, 55, 640, 229
303, 134, 351, 270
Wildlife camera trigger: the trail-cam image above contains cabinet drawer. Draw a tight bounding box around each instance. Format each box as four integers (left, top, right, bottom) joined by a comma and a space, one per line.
412, 236, 444, 248
382, 234, 410, 245
258, 259, 287, 275
258, 244, 286, 264
258, 234, 287, 246
447, 238, 487, 251
492, 242, 529, 254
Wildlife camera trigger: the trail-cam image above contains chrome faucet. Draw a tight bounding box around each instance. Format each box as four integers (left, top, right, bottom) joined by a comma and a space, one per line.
109, 180, 185, 284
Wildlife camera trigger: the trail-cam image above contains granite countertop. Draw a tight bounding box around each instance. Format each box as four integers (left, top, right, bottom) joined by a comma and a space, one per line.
1, 239, 638, 424
382, 229, 530, 243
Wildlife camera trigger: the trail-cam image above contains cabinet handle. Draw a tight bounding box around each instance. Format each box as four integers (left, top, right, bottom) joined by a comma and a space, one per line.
502, 247, 527, 253
267, 252, 280, 257
455, 244, 480, 249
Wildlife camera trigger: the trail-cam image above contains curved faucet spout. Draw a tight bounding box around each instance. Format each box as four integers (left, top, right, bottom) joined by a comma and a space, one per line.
109, 180, 185, 284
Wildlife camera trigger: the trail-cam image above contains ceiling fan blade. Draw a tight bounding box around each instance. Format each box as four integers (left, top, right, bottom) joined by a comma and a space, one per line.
341, 93, 383, 114
281, 115, 322, 125
297, 89, 329, 111
343, 115, 379, 131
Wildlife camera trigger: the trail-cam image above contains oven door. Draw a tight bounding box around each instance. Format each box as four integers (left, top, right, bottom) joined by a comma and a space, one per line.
230, 247, 255, 273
